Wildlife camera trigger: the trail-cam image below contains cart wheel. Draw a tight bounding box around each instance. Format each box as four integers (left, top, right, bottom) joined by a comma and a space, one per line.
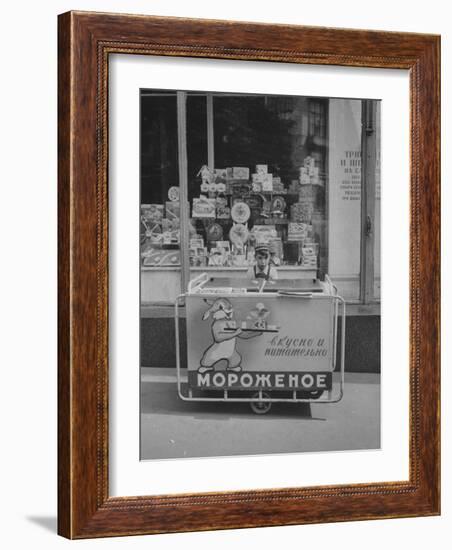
307, 390, 324, 400
250, 392, 272, 415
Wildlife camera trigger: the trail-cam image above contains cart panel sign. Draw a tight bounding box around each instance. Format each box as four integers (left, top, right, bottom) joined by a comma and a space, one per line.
186, 294, 336, 389
188, 370, 332, 390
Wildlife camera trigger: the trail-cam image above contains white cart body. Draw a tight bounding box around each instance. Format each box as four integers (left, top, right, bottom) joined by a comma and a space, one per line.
175, 273, 345, 407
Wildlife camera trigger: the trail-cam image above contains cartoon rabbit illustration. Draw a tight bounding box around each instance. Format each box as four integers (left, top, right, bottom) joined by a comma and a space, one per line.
198, 298, 262, 374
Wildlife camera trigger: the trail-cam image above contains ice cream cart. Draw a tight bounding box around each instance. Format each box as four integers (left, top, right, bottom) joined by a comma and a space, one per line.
175, 273, 345, 414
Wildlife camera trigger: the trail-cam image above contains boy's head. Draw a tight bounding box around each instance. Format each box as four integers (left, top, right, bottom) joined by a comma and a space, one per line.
255, 244, 270, 270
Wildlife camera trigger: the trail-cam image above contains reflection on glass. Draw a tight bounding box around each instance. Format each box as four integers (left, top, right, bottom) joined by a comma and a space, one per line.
140, 93, 180, 273
187, 95, 328, 274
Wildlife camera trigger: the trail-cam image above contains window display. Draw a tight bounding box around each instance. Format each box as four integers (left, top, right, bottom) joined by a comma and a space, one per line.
140, 90, 379, 305
185, 156, 325, 270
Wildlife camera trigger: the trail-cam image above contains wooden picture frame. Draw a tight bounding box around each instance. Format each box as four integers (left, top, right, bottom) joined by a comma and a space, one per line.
58, 11, 440, 539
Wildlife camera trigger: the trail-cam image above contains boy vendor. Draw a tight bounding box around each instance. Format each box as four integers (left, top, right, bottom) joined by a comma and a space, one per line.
247, 243, 278, 280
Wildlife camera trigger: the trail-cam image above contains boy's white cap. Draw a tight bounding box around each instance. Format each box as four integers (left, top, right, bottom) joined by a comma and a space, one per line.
255, 243, 270, 255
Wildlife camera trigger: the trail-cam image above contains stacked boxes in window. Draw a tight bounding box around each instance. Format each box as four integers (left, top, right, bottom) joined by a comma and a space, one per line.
251, 165, 274, 192
311, 211, 327, 273
291, 201, 313, 223
272, 176, 285, 193
299, 156, 321, 186
287, 222, 309, 241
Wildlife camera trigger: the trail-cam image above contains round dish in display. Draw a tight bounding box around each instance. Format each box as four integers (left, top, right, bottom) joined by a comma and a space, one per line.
229, 223, 249, 247
168, 186, 180, 202
231, 201, 251, 223
206, 222, 223, 242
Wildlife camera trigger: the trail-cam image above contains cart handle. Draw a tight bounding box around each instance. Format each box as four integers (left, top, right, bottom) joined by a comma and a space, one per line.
188, 272, 208, 293
324, 274, 338, 296
277, 291, 313, 298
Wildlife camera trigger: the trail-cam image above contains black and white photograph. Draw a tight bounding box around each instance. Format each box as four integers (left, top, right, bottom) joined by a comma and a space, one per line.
139, 90, 381, 460
1, 0, 446, 546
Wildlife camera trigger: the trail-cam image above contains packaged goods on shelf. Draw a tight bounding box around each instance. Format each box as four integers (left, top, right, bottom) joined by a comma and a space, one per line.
231, 181, 252, 196
231, 166, 250, 180
245, 195, 262, 215
288, 222, 309, 241
301, 257, 318, 268
142, 152, 326, 270
190, 237, 204, 248
141, 204, 163, 223
216, 241, 231, 253
214, 168, 228, 182
299, 199, 315, 222
299, 156, 320, 185
189, 246, 208, 267
215, 196, 230, 219
252, 173, 264, 183
251, 225, 277, 243
272, 182, 285, 193
226, 167, 250, 181
208, 247, 228, 266
143, 249, 181, 267
291, 201, 313, 223
215, 196, 227, 208
216, 204, 231, 219
192, 197, 216, 218
262, 174, 273, 191
162, 229, 180, 245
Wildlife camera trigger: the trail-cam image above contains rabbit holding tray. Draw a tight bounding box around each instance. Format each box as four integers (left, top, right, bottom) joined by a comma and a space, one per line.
198, 298, 262, 374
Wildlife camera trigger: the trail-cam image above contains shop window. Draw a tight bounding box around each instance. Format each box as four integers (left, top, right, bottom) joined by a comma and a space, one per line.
187, 94, 328, 278
140, 92, 207, 303
140, 90, 380, 308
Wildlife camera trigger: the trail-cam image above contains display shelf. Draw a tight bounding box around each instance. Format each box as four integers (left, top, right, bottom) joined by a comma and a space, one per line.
254, 218, 289, 224
141, 265, 317, 272
223, 190, 300, 197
